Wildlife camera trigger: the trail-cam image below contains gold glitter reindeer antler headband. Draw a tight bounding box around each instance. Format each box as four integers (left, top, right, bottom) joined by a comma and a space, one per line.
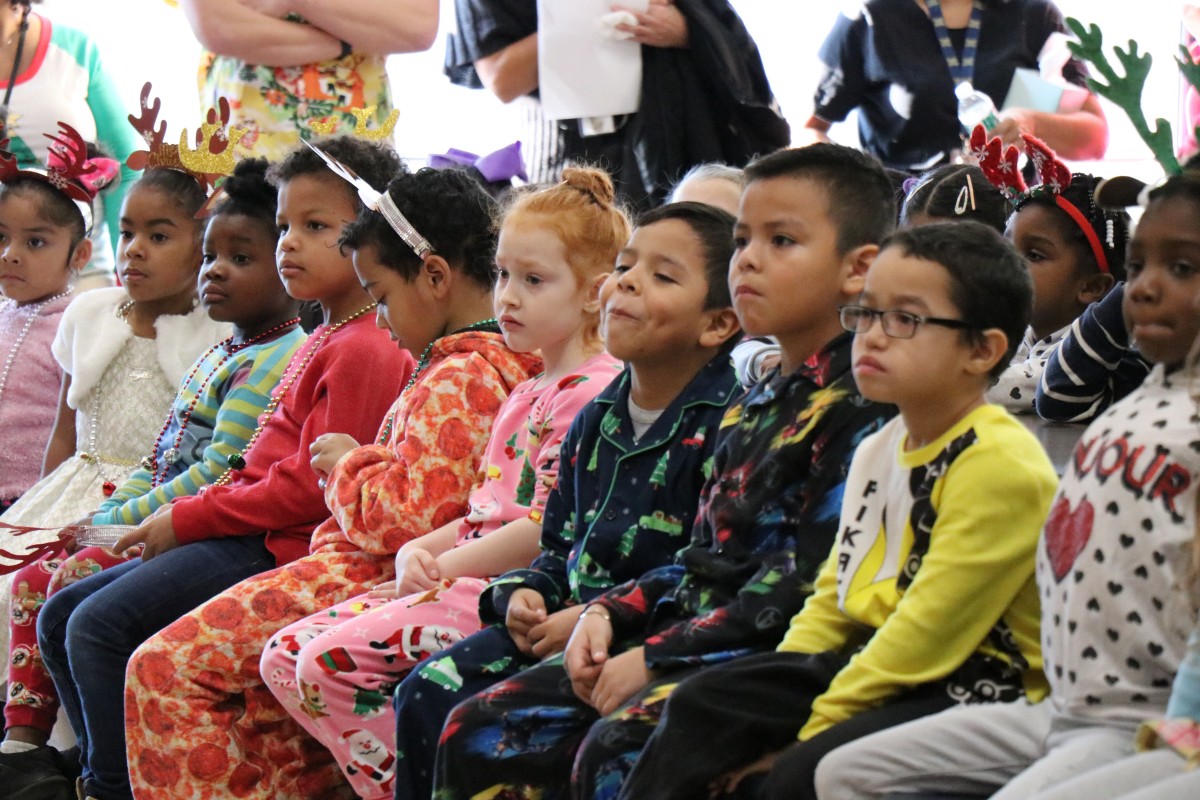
306, 105, 400, 140
126, 82, 246, 192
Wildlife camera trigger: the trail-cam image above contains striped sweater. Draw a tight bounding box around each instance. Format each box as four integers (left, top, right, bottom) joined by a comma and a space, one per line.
91, 327, 307, 525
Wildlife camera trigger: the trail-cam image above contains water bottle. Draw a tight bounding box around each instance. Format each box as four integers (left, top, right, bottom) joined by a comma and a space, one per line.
955, 82, 999, 131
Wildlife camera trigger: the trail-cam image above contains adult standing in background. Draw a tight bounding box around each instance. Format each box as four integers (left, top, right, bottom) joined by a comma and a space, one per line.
178, 0, 439, 160
807, 0, 1108, 171
445, 0, 789, 206
0, 0, 139, 287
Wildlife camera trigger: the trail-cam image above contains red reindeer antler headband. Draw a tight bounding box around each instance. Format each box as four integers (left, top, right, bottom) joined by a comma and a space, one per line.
126, 82, 245, 196
968, 124, 1110, 275
0, 122, 119, 233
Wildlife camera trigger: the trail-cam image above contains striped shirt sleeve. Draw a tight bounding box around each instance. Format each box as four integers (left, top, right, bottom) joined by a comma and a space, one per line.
92, 332, 304, 525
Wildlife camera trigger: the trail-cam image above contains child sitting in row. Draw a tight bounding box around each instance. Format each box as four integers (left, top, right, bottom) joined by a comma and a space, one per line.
122, 163, 544, 799
1011, 401, 1200, 800
0, 135, 107, 514
0, 156, 305, 796
257, 167, 625, 799
429, 143, 900, 800
36, 135, 412, 800
814, 166, 1200, 800
615, 221, 1057, 800
0, 129, 227, 546
969, 130, 1130, 414
730, 160, 1009, 390
0, 128, 233, 668
390, 200, 743, 800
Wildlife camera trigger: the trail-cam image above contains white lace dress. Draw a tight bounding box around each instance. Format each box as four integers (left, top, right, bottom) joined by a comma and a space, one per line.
0, 288, 229, 654
1, 336, 175, 527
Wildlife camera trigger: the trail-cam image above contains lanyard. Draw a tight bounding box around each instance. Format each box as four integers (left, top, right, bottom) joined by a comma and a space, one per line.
927, 0, 984, 85
0, 9, 29, 136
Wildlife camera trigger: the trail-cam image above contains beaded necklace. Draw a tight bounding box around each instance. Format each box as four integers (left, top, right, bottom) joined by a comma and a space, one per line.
375, 318, 499, 446
83, 299, 147, 497
210, 302, 376, 488
141, 317, 302, 486
0, 288, 71, 410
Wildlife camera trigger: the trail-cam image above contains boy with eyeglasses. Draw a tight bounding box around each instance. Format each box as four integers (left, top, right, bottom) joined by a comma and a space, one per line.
610, 220, 1059, 800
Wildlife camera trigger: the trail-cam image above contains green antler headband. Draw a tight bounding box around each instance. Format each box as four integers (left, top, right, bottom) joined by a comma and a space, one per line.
1065, 16, 1200, 176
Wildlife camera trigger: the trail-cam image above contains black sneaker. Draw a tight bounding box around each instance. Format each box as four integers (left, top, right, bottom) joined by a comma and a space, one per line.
0, 746, 73, 799
0, 751, 73, 800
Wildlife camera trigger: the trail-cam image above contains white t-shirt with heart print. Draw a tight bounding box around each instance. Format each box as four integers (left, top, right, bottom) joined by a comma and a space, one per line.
1038, 363, 1200, 726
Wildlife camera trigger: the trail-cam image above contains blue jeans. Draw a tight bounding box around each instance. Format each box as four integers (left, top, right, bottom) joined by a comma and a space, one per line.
37, 536, 276, 800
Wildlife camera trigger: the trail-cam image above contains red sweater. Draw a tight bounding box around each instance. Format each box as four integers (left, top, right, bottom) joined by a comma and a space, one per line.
171, 315, 414, 565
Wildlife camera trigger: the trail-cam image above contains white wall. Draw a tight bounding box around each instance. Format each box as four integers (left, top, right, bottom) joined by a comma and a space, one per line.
47, 1, 1180, 179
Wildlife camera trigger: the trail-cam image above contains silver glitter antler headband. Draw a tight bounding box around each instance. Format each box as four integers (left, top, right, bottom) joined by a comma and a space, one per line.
303, 140, 433, 259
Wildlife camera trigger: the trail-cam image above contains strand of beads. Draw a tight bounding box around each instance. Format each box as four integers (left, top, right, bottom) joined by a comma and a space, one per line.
0, 289, 71, 409
374, 318, 499, 446
142, 317, 301, 486
209, 303, 376, 489
80, 378, 143, 497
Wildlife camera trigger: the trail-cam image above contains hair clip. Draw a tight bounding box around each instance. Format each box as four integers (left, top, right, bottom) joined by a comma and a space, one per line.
126, 82, 245, 193
0, 122, 119, 233
303, 140, 432, 259
954, 173, 977, 215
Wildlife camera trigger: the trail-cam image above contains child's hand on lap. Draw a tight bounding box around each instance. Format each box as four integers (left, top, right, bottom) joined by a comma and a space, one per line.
528, 605, 586, 659
506, 588, 548, 654
309, 433, 360, 478
113, 508, 179, 561
708, 750, 781, 799
565, 609, 614, 703
396, 547, 441, 595
366, 580, 399, 599
587, 646, 650, 716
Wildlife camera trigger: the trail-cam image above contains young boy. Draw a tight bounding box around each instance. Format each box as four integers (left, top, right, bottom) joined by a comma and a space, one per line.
814, 170, 1200, 800
389, 202, 743, 800
429, 144, 900, 800
612, 221, 1058, 800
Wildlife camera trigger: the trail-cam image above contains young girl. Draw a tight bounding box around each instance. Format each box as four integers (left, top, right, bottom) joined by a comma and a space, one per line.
1006, 344, 1200, 800
967, 128, 1131, 414
899, 163, 1009, 232
259, 167, 627, 800
0, 136, 113, 514
120, 164, 546, 800
36, 135, 413, 800
0, 158, 306, 785
0, 140, 230, 652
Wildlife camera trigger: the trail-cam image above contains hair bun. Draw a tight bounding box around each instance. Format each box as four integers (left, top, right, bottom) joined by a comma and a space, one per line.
561, 166, 615, 205
220, 157, 274, 207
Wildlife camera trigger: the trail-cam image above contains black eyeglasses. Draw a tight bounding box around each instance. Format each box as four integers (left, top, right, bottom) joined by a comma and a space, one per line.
838, 304, 975, 340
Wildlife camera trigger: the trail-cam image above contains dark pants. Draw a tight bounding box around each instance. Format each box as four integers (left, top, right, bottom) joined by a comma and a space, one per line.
618, 651, 957, 800
430, 653, 694, 800
392, 624, 538, 800
37, 536, 275, 800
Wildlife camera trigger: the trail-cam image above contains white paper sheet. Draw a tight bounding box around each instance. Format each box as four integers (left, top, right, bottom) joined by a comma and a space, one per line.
537, 0, 650, 121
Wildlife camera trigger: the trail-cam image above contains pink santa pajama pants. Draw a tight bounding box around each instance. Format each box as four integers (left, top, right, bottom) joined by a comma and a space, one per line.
261, 576, 488, 800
